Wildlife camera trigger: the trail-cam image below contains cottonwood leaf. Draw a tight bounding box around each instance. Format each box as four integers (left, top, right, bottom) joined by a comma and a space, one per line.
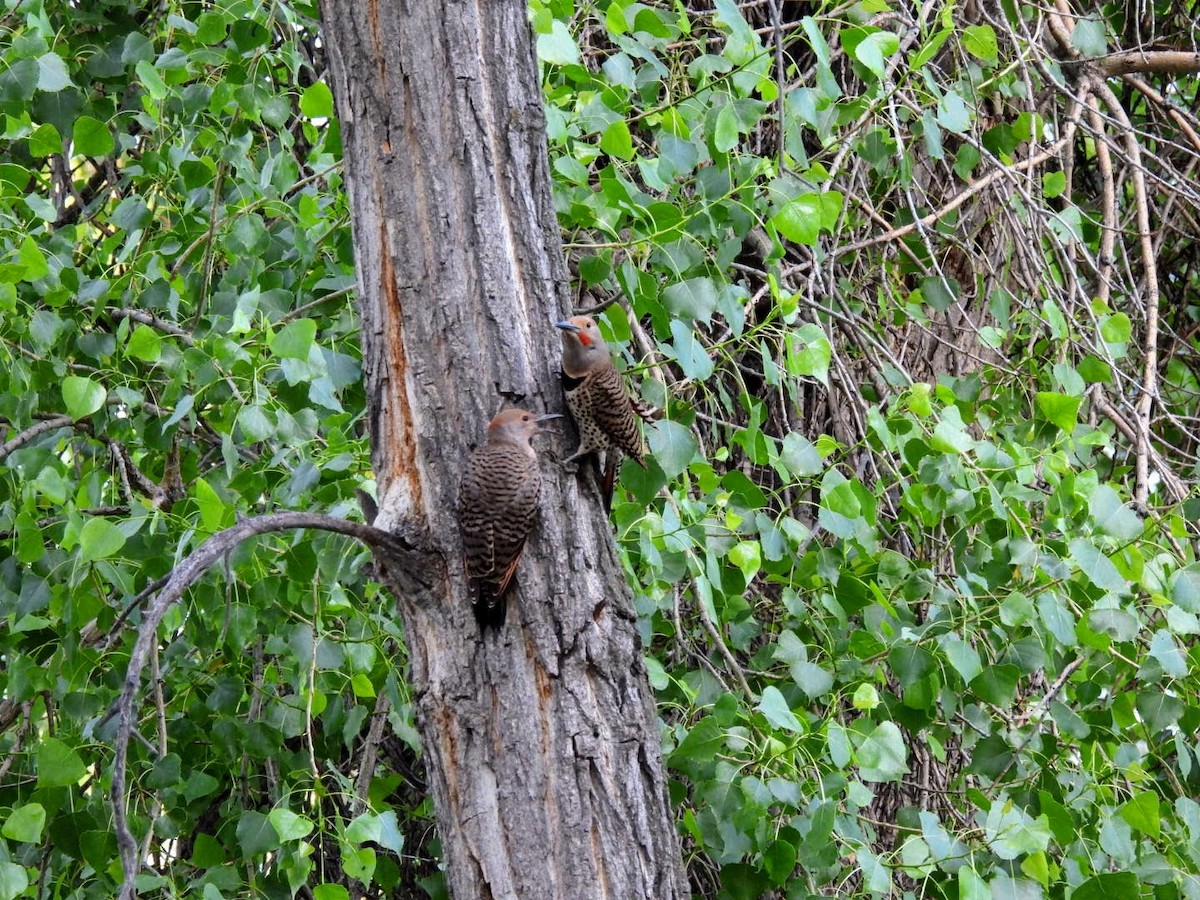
857, 721, 908, 782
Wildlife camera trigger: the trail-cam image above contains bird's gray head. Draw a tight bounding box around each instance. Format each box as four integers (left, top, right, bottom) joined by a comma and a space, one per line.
555, 316, 609, 376
486, 408, 561, 446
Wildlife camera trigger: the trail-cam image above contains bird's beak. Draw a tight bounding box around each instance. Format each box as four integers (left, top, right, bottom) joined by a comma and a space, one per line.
535, 413, 563, 424
554, 320, 581, 334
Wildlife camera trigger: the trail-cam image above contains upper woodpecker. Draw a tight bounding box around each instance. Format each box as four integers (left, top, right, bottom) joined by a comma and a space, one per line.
555, 315, 650, 506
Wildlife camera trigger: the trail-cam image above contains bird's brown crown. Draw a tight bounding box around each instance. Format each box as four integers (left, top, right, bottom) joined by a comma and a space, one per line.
486, 408, 541, 445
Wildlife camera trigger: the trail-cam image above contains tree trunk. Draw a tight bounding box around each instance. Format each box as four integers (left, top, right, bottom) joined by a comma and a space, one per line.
318, 2, 688, 898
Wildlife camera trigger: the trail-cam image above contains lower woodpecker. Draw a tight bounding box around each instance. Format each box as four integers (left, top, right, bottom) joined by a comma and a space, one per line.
458, 408, 559, 630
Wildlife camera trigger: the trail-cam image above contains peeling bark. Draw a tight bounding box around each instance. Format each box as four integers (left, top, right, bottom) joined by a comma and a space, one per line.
319, 1, 687, 897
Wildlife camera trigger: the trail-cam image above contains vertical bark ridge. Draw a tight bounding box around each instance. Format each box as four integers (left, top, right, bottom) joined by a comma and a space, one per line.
320, 0, 687, 896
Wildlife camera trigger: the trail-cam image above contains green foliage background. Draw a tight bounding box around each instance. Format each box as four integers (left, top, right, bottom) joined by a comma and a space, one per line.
2, 0, 1200, 897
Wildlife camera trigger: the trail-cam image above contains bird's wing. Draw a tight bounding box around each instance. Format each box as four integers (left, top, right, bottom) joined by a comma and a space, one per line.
589, 366, 646, 462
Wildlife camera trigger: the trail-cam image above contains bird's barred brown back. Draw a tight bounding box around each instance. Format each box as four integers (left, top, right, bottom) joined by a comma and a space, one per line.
586, 364, 645, 463
459, 442, 542, 629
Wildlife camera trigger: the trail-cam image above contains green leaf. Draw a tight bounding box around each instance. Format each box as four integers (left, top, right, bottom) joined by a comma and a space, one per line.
191, 833, 224, 868
1037, 592, 1077, 647
940, 635, 982, 683
1073, 873, 1140, 900
2, 803, 46, 843
126, 324, 162, 362
1070, 16, 1108, 56
1035, 391, 1080, 432
713, 101, 739, 153
237, 810, 280, 857
771, 194, 821, 246
986, 800, 1051, 859
1170, 564, 1200, 613
764, 838, 797, 886
853, 30, 899, 78
313, 886, 350, 900
238, 405, 275, 442
1069, 538, 1125, 593
270, 318, 317, 360
962, 24, 998, 62
194, 477, 227, 531
0, 863, 29, 900
958, 867, 989, 900
644, 656, 668, 690
953, 143, 980, 180
971, 665, 1019, 706
135, 59, 168, 100
1136, 691, 1184, 732
15, 513, 45, 564
1042, 170, 1066, 199
28, 123, 62, 157
729, 540, 761, 582
671, 716, 723, 763
911, 28, 952, 68
38, 737, 87, 788
780, 432, 822, 476
936, 90, 971, 133
36, 52, 72, 91
269, 809, 314, 842
1148, 629, 1187, 678
920, 275, 958, 311
785, 323, 830, 385
300, 82, 334, 118
72, 116, 114, 156
759, 686, 803, 733
791, 661, 833, 698
1089, 485, 1142, 539
195, 12, 228, 44
18, 237, 48, 281
600, 120, 633, 161
1100, 312, 1131, 350
112, 196, 150, 231
1119, 790, 1160, 838
78, 517, 127, 563
147, 753, 182, 789
857, 721, 908, 782
62, 375, 107, 418
373, 811, 404, 854
647, 419, 697, 477
662, 277, 718, 323
536, 20, 580, 65
668, 319, 714, 381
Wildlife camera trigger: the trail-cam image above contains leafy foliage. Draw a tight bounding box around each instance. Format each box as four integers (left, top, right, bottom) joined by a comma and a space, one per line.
534, 0, 1200, 896
3, 0, 1200, 897
0, 0, 434, 896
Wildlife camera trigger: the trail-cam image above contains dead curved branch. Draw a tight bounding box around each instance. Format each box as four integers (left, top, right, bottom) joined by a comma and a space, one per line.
110, 511, 425, 898
0, 415, 74, 462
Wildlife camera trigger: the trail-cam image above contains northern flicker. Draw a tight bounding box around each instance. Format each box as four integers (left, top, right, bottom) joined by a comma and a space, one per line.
555, 315, 652, 506
458, 408, 559, 631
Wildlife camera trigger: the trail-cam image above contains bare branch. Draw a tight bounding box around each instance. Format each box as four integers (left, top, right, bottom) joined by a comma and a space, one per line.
0, 416, 74, 462
833, 124, 1079, 259
1091, 76, 1163, 505
1091, 49, 1200, 77
111, 511, 424, 898
109, 308, 196, 346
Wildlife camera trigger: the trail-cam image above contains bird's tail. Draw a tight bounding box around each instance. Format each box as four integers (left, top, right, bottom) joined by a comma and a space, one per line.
471, 580, 509, 632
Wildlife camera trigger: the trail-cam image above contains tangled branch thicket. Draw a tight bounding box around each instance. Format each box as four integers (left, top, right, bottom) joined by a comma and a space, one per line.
579, 0, 1200, 503
563, 0, 1200, 891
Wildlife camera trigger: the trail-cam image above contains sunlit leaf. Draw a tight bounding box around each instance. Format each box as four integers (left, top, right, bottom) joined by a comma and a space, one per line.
759, 686, 803, 733
857, 721, 908, 782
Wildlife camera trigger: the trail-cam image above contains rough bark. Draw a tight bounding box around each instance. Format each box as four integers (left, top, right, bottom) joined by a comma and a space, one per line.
318, 2, 687, 898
